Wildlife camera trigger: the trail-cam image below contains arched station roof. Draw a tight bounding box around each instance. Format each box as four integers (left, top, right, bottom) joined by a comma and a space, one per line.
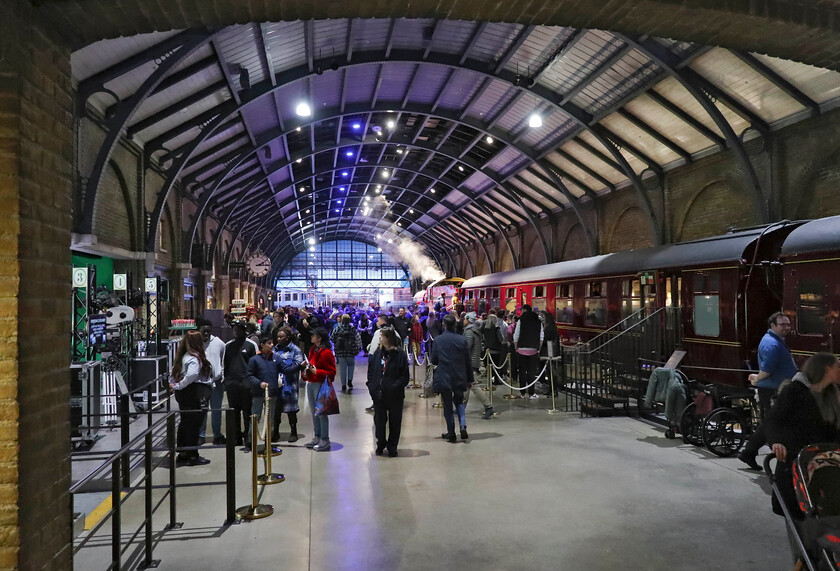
70, 17, 840, 281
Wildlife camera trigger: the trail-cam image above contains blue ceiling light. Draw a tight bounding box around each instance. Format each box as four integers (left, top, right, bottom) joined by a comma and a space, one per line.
346, 150, 354, 157
339, 186, 345, 191
341, 171, 349, 177
352, 122, 361, 130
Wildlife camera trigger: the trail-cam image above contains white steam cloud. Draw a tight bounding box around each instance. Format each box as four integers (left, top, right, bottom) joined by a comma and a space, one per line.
368, 195, 445, 283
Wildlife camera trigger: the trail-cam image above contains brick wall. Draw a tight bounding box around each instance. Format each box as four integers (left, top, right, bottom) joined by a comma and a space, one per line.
0, 1, 74, 569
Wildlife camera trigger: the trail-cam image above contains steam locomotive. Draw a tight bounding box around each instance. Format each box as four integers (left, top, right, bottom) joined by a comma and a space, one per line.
460, 215, 840, 385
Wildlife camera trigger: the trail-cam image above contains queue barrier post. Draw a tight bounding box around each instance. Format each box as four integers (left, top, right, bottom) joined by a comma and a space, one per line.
503, 349, 521, 400
257, 387, 285, 486
236, 415, 274, 520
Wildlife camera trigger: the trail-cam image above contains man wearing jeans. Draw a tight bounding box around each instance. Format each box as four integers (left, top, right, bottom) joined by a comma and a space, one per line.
430, 314, 473, 441
197, 317, 226, 445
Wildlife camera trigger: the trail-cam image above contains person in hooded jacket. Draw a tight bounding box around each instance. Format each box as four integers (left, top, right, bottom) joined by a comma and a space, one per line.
463, 312, 496, 420
366, 329, 410, 457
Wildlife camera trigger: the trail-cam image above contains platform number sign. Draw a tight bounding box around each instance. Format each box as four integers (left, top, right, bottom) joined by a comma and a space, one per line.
72, 267, 87, 288
113, 274, 127, 290
145, 278, 158, 294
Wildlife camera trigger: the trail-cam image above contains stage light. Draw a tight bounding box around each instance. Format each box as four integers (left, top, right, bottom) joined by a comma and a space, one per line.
295, 102, 312, 117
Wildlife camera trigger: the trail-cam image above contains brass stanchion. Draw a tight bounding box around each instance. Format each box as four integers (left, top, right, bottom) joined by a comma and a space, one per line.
547, 356, 560, 415
236, 415, 274, 520
258, 387, 285, 485
256, 387, 282, 458
503, 349, 522, 399
407, 345, 421, 389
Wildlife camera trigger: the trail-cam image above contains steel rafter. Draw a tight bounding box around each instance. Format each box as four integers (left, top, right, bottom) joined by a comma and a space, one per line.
731, 50, 820, 115
620, 34, 768, 223
646, 89, 726, 150
76, 29, 213, 235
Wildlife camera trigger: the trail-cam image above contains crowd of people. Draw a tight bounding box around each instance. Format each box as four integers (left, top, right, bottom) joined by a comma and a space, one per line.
166, 301, 563, 464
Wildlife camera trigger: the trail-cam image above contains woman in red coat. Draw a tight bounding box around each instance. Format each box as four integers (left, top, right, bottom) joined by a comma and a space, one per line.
303, 327, 337, 451
409, 313, 424, 359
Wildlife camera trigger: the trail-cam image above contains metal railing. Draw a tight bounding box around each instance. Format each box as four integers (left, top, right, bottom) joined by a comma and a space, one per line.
71, 376, 240, 570
557, 307, 681, 417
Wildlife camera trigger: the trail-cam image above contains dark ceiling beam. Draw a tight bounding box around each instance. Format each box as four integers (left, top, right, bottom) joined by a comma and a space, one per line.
431, 68, 455, 113
494, 25, 535, 75
305, 20, 314, 73
423, 20, 442, 60
402, 64, 422, 108
593, 124, 662, 173
151, 56, 217, 97
620, 34, 768, 224
486, 90, 522, 131
731, 50, 820, 115
616, 108, 692, 162
127, 80, 228, 139
499, 181, 551, 263
529, 29, 587, 83
645, 89, 725, 150
76, 30, 213, 236
571, 138, 624, 176
77, 29, 209, 103
460, 22, 487, 65
385, 19, 397, 59
552, 148, 616, 192
559, 44, 634, 105
370, 65, 385, 108
460, 77, 492, 120
517, 168, 585, 206
257, 23, 277, 87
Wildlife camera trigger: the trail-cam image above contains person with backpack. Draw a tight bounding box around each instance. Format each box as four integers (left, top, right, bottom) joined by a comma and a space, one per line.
330, 314, 362, 393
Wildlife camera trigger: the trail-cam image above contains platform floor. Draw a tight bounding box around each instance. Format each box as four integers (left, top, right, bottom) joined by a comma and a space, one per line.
74, 356, 789, 570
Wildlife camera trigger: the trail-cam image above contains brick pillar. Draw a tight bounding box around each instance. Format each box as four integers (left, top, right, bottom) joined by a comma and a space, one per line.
0, 2, 74, 568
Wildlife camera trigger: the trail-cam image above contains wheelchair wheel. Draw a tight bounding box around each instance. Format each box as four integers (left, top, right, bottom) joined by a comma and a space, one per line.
678, 403, 704, 446
702, 407, 746, 457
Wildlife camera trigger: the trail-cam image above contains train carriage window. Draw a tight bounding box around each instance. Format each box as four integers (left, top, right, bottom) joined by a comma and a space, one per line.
492, 288, 500, 299
621, 279, 642, 319
555, 284, 574, 324
693, 272, 720, 337
467, 290, 474, 301
505, 287, 517, 312
532, 285, 546, 311
797, 279, 827, 335
585, 281, 607, 326
479, 290, 486, 299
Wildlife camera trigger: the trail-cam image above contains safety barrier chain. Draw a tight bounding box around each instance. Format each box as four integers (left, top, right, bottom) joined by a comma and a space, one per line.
412, 347, 425, 365
482, 350, 510, 370
492, 361, 549, 392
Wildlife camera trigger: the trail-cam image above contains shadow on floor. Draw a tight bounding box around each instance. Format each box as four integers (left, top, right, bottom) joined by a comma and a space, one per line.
463, 432, 503, 441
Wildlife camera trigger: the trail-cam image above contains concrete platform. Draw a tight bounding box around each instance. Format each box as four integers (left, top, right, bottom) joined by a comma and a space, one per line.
73, 356, 789, 570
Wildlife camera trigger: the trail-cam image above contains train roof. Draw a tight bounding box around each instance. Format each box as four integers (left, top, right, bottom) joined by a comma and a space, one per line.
780, 215, 840, 257
463, 227, 780, 289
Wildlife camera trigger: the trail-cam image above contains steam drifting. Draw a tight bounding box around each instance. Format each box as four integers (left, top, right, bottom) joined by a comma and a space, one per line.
368, 195, 445, 283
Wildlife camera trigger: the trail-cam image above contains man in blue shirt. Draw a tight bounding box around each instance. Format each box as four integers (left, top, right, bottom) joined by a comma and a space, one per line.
739, 312, 797, 470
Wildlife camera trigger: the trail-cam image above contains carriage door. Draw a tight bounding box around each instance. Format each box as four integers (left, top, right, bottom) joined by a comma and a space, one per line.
662, 272, 682, 349
519, 286, 531, 311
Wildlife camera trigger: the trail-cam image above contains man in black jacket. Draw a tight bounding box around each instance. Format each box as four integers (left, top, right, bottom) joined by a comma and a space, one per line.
223, 322, 258, 446
430, 315, 473, 442
366, 329, 410, 457
514, 305, 543, 398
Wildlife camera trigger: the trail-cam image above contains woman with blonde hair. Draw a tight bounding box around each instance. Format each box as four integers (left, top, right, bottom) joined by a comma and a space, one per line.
169, 330, 214, 466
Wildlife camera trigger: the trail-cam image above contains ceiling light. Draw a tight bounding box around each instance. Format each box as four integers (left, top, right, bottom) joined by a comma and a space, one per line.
296, 127, 301, 132
396, 149, 403, 155
376, 234, 380, 239
345, 150, 354, 157
528, 113, 543, 128
377, 247, 382, 252
309, 246, 315, 252
458, 165, 464, 172
376, 187, 382, 194
339, 186, 345, 191
308, 238, 315, 245
352, 123, 361, 130
341, 171, 349, 177
309, 262, 313, 265
306, 209, 311, 213
409, 209, 414, 214
295, 102, 312, 117
386, 120, 395, 129
363, 207, 371, 216
387, 239, 393, 244
381, 170, 389, 178
337, 200, 342, 204
296, 158, 302, 164
486, 136, 494, 144
299, 186, 305, 192
334, 209, 340, 213
396, 222, 401, 226
430, 188, 436, 194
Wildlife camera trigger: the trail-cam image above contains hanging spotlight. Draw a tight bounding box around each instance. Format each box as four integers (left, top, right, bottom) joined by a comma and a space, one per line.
352, 123, 361, 130
458, 165, 464, 172
296, 102, 312, 117
528, 113, 543, 128
345, 150, 354, 157
430, 188, 436, 194
308, 238, 316, 245
386, 120, 396, 129
381, 169, 390, 178
486, 136, 494, 144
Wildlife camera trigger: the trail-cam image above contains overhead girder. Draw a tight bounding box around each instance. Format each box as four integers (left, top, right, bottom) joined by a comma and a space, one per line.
181, 125, 570, 261
76, 29, 214, 235
141, 41, 695, 257
620, 35, 769, 224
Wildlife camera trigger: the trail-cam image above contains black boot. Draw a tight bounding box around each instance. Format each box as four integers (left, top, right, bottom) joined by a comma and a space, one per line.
288, 424, 299, 443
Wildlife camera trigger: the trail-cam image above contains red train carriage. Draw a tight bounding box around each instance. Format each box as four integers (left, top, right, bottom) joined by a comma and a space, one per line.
462, 222, 804, 386
780, 215, 840, 363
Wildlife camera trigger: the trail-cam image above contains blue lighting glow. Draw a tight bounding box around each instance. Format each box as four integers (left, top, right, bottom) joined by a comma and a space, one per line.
346, 151, 354, 157
341, 171, 349, 177
339, 186, 345, 191
352, 123, 361, 130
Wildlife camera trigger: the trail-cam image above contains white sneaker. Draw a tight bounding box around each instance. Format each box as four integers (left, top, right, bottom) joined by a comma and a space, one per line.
530, 394, 539, 399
